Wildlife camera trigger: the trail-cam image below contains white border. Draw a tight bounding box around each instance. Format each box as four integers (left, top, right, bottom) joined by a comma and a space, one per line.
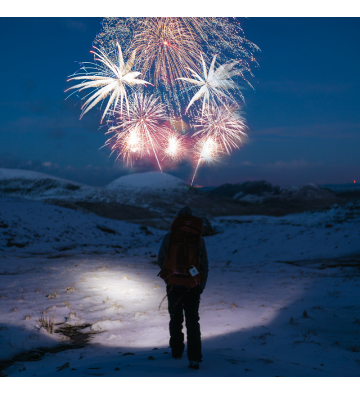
2, 0, 360, 17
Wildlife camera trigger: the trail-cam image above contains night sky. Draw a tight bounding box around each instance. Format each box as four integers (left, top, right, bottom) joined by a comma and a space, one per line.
0, 17, 359, 187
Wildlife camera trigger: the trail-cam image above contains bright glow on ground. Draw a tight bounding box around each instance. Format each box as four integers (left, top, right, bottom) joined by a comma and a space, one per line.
0, 253, 308, 357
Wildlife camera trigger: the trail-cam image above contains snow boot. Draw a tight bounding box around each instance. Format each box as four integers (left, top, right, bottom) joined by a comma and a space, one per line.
172, 344, 185, 359
189, 360, 200, 369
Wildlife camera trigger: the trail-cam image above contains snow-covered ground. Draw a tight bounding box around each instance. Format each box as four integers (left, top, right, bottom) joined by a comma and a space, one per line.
0, 195, 360, 376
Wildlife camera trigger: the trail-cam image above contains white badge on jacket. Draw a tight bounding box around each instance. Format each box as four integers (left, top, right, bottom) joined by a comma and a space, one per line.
189, 267, 199, 276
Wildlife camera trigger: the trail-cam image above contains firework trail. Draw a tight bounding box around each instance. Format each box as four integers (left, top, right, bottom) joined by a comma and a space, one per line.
65, 42, 149, 123
190, 104, 248, 185
105, 93, 168, 171
191, 137, 220, 186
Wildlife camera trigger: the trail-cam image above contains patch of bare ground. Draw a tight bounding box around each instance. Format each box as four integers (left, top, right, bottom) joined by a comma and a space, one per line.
0, 324, 95, 376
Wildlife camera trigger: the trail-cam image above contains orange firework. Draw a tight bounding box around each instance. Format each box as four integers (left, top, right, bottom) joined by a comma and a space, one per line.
129, 18, 203, 89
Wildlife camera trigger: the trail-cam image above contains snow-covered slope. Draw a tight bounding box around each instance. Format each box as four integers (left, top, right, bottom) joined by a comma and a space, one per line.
107, 172, 186, 192
0, 169, 190, 216
0, 196, 163, 256
0, 169, 348, 221
1, 195, 360, 377
0, 168, 106, 202
104, 172, 194, 214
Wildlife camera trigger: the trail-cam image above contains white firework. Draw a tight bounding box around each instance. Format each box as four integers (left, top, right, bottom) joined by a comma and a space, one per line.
161, 129, 187, 163
190, 105, 247, 185
178, 54, 242, 115
193, 104, 248, 154
66, 42, 150, 123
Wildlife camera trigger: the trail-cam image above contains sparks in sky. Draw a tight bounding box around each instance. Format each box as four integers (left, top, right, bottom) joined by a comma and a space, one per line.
65, 42, 149, 123
161, 129, 187, 163
128, 18, 204, 118
129, 18, 205, 86
95, 17, 259, 74
189, 104, 248, 185
178, 54, 242, 115
68, 18, 259, 180
191, 136, 220, 186
105, 93, 168, 170
93, 18, 259, 118
193, 104, 248, 155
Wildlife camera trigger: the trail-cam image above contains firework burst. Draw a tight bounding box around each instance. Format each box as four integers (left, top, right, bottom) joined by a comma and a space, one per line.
68, 18, 259, 181
65, 42, 149, 123
190, 105, 248, 185
193, 104, 248, 154
161, 129, 187, 163
94, 17, 259, 72
93, 18, 259, 118
128, 18, 205, 118
130, 18, 203, 84
94, 18, 211, 63
106, 93, 168, 170
178, 54, 242, 115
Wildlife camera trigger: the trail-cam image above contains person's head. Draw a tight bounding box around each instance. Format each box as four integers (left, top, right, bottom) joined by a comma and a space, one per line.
177, 206, 192, 217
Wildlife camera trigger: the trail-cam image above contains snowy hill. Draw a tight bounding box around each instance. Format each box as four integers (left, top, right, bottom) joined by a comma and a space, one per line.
107, 171, 186, 192
0, 168, 105, 202
0, 168, 190, 212
104, 172, 192, 220
0, 169, 173, 225
0, 169, 355, 223
0, 195, 163, 256
0, 169, 235, 223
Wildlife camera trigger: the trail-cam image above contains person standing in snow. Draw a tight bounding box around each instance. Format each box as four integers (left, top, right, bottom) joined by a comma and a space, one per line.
157, 206, 209, 370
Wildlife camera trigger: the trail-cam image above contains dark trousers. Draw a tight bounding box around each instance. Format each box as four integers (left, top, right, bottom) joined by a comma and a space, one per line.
167, 284, 202, 361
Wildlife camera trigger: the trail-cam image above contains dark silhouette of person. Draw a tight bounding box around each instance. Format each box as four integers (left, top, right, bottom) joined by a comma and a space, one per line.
157, 206, 209, 369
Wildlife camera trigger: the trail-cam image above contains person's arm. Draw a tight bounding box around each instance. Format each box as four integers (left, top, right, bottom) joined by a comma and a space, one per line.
157, 233, 170, 270
199, 237, 209, 291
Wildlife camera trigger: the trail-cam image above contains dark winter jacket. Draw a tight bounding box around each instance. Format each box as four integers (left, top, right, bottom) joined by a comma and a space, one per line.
156, 206, 209, 291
